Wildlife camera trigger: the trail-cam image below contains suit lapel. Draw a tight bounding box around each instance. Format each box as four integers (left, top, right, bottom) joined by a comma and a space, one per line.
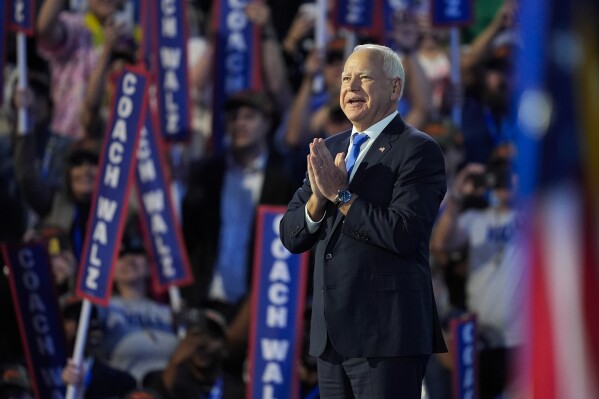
327, 116, 405, 237
349, 115, 404, 189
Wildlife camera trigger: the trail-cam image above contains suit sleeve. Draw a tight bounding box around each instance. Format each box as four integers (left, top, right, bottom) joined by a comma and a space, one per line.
342, 137, 447, 256
279, 174, 324, 254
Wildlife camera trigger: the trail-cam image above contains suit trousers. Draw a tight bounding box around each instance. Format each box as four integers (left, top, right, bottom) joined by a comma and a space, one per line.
317, 338, 429, 399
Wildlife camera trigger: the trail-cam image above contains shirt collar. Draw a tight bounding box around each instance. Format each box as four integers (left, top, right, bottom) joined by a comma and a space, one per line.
351, 111, 398, 142
226, 150, 268, 173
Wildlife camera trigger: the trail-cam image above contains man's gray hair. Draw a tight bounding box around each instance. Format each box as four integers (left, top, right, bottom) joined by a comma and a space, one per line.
353, 44, 405, 99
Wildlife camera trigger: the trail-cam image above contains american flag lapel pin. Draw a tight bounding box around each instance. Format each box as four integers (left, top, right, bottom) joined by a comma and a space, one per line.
378, 147, 385, 153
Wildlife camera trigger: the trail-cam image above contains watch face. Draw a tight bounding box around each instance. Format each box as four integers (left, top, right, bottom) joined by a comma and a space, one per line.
337, 190, 351, 205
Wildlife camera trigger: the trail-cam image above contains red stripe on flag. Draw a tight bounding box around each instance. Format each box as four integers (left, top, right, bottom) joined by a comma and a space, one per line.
530, 215, 557, 399
582, 193, 599, 381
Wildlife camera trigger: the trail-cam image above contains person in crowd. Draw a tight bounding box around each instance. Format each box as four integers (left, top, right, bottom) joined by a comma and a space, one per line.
413, 14, 452, 128
40, 226, 78, 303
181, 89, 297, 379
283, 37, 349, 152
36, 0, 135, 140
385, 7, 432, 131
430, 158, 524, 399
459, 0, 518, 164
0, 363, 33, 399
279, 44, 447, 398
92, 222, 179, 384
61, 297, 138, 399
13, 132, 100, 260
0, 73, 71, 243
78, 11, 138, 140
143, 308, 245, 399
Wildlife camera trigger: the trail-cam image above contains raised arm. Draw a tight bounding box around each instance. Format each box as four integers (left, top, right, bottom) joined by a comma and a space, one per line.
284, 50, 324, 149
246, 1, 294, 111
460, 1, 517, 85
37, 0, 68, 49
430, 163, 485, 263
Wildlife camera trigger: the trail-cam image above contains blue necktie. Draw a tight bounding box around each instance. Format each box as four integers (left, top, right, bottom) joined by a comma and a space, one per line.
346, 133, 369, 177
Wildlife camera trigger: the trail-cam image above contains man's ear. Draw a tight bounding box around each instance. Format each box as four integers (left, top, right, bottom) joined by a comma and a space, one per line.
391, 78, 402, 98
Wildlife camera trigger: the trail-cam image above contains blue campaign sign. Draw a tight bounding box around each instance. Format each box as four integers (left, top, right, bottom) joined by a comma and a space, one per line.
450, 314, 479, 399
8, 0, 35, 34
1, 242, 67, 399
76, 67, 149, 306
335, 0, 375, 30
135, 110, 194, 291
431, 0, 474, 27
211, 0, 262, 153
152, 0, 191, 142
248, 206, 309, 399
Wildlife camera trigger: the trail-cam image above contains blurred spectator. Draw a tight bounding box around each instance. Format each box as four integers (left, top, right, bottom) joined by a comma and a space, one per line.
0, 72, 71, 243
279, 1, 339, 93
181, 89, 297, 379
431, 159, 524, 398
39, 226, 78, 303
13, 134, 100, 260
79, 12, 138, 140
282, 38, 354, 182
143, 308, 244, 399
460, 0, 518, 164
94, 223, 179, 384
0, 362, 33, 399
414, 14, 452, 126
36, 0, 136, 140
386, 7, 431, 129
60, 298, 138, 399
181, 89, 296, 318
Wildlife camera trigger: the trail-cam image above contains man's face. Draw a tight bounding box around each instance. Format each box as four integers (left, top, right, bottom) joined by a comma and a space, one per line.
340, 49, 401, 132
115, 253, 149, 284
225, 106, 270, 151
187, 329, 227, 371
483, 66, 511, 114
69, 162, 97, 202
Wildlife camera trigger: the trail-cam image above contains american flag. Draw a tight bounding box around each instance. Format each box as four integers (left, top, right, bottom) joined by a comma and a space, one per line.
513, 0, 599, 397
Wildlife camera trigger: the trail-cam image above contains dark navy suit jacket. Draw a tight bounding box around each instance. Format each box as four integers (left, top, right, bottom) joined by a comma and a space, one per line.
280, 115, 448, 357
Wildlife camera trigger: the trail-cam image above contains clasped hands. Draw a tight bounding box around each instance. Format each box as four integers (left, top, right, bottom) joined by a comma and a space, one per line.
307, 138, 348, 205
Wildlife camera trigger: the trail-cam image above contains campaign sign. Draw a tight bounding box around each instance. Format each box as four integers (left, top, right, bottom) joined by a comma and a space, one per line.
151, 0, 191, 141
431, 0, 474, 27
135, 110, 194, 292
211, 0, 262, 153
247, 206, 309, 399
76, 67, 149, 306
335, 0, 375, 30
1, 242, 67, 399
450, 314, 479, 399
7, 0, 35, 34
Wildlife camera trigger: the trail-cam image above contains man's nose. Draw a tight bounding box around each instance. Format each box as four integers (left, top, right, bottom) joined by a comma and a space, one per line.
347, 76, 360, 90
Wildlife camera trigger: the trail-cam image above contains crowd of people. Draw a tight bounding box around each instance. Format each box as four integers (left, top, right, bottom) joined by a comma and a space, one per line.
0, 0, 522, 398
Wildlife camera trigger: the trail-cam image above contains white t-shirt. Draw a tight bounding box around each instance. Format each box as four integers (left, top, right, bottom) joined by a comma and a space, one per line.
456, 207, 525, 348
96, 297, 179, 383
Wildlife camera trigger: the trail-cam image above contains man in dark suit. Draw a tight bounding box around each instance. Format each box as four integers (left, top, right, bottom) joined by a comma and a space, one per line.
182, 89, 297, 318
279, 44, 448, 398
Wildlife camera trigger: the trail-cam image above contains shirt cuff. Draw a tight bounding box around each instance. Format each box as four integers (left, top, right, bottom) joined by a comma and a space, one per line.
304, 205, 325, 234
